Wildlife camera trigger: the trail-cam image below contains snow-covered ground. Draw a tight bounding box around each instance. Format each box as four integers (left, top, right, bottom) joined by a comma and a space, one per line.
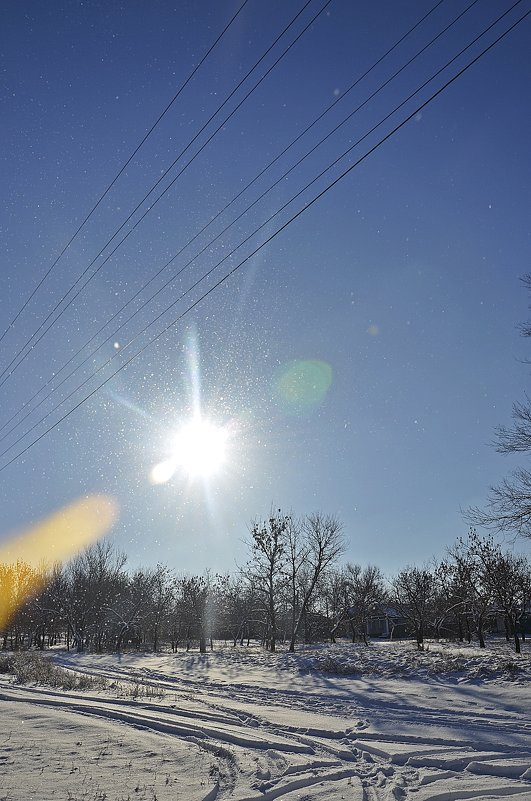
1, 639, 530, 800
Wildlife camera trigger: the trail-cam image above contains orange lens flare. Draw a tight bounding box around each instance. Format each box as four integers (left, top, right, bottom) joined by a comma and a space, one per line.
0, 495, 118, 630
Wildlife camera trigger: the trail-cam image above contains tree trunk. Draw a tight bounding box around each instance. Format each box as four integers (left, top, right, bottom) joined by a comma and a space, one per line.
478, 619, 485, 648
289, 585, 297, 652
269, 579, 277, 652
510, 615, 521, 653
362, 625, 368, 646
116, 625, 127, 653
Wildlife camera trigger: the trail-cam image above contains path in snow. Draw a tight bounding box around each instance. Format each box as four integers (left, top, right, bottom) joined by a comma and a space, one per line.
1, 641, 530, 800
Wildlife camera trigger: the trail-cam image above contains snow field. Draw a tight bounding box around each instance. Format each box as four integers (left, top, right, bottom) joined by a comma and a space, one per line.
0, 639, 529, 800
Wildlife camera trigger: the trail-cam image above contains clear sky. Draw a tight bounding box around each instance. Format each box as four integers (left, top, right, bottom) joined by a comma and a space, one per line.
1, 0, 531, 575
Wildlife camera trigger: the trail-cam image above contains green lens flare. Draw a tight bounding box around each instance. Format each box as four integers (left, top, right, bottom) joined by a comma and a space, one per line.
275, 359, 332, 414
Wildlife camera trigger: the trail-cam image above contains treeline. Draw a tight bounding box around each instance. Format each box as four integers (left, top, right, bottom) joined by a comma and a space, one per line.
0, 512, 530, 654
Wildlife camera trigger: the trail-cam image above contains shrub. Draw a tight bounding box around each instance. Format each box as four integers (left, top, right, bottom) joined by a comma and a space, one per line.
318, 654, 359, 675
2, 651, 105, 690
0, 653, 16, 674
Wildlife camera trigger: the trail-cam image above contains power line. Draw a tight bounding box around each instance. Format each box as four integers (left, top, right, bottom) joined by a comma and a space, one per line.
0, 0, 251, 348
0, 0, 523, 453
0, 0, 483, 444
1, 5, 527, 474
1, 0, 316, 384
0, 0, 327, 390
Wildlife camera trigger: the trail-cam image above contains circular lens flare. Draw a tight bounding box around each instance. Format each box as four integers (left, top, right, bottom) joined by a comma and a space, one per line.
150, 459, 176, 485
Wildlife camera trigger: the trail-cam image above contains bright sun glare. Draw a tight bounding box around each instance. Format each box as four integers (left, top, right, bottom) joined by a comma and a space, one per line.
151, 417, 229, 484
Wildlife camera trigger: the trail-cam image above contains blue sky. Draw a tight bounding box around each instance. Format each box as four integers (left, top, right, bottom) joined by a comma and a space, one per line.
1, 0, 531, 574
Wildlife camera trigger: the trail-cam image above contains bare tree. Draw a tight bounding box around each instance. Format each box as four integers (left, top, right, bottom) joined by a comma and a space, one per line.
0, 561, 40, 649
344, 564, 386, 645
176, 575, 210, 653
147, 564, 174, 652
515, 558, 531, 642
218, 574, 257, 646
27, 562, 66, 650
489, 552, 530, 653
466, 469, 531, 539
64, 540, 126, 652
322, 567, 349, 643
466, 275, 531, 539
448, 531, 494, 648
285, 515, 306, 649
288, 513, 344, 651
246, 511, 289, 652
109, 568, 152, 651
392, 566, 435, 650
429, 558, 468, 640
454, 533, 531, 653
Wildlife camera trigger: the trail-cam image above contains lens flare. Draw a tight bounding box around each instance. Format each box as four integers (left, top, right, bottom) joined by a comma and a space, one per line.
0, 495, 118, 630
0, 495, 118, 567
150, 459, 177, 485
274, 359, 333, 414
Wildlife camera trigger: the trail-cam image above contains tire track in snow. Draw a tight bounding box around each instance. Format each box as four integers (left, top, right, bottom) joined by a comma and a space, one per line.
58, 656, 531, 750
0, 679, 398, 800
15, 654, 531, 801
59, 658, 522, 716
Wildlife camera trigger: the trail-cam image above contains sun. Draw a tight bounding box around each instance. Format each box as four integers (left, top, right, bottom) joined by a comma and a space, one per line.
172, 418, 228, 478
150, 416, 229, 484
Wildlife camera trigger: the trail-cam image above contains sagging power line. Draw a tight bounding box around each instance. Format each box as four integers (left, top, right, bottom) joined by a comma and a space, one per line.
0, 0, 329, 390
0, 0, 251, 348
1, 5, 528, 474
0, 0, 476, 442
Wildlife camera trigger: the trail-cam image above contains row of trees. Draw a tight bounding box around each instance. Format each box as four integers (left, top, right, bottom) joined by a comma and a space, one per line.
391, 530, 531, 653
0, 518, 529, 655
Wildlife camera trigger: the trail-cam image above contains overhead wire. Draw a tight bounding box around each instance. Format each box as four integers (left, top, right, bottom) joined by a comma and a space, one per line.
0, 0, 318, 385
0, 0, 473, 442
0, 0, 523, 450
0, 0, 251, 348
0, 0, 329, 389
1, 4, 528, 473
